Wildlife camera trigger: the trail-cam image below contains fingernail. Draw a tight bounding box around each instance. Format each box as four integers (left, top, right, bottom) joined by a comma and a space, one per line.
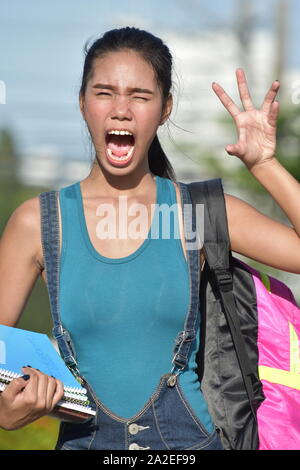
21, 375, 30, 381
51, 376, 56, 379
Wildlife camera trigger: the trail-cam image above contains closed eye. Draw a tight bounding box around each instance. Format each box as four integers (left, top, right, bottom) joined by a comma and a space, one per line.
96, 93, 148, 101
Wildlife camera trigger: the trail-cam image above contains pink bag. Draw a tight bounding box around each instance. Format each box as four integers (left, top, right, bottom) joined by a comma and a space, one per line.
188, 178, 300, 450
249, 267, 300, 450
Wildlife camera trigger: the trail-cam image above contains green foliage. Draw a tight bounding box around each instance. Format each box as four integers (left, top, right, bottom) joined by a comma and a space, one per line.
0, 417, 60, 450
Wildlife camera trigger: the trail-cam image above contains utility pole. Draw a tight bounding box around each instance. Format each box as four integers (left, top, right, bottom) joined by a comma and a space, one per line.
235, 0, 255, 81
274, 0, 288, 95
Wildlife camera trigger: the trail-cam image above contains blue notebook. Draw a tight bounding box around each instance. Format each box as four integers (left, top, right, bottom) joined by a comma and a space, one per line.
0, 325, 96, 421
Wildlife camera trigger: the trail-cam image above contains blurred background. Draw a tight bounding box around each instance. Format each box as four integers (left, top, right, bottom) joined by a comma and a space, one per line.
0, 0, 299, 449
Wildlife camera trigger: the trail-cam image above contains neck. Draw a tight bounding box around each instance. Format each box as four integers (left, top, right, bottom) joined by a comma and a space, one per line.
81, 158, 156, 198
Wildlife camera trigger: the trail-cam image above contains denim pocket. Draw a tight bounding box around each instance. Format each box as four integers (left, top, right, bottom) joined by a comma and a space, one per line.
55, 414, 97, 450
185, 430, 224, 450
55, 443, 75, 450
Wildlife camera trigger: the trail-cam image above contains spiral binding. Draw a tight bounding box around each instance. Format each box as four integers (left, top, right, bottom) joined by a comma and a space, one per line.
57, 400, 96, 414
0, 368, 21, 380
0, 368, 89, 406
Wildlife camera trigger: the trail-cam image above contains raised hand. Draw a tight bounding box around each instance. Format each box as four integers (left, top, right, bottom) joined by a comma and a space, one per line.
212, 69, 280, 170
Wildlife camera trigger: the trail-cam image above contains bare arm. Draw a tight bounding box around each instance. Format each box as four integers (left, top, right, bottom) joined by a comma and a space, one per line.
0, 197, 42, 326
0, 198, 64, 429
225, 191, 300, 273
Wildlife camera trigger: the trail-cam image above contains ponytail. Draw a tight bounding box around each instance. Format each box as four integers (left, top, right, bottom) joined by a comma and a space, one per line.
148, 134, 176, 181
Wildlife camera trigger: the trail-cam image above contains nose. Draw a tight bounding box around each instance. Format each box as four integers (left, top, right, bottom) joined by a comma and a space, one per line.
110, 95, 132, 121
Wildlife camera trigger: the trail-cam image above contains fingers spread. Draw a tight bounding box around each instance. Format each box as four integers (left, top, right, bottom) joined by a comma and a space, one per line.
212, 82, 240, 118
268, 100, 280, 127
261, 81, 280, 114
236, 68, 254, 111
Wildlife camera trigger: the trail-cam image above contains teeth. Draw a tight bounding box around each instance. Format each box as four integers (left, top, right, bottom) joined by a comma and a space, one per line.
107, 146, 134, 161
107, 130, 133, 136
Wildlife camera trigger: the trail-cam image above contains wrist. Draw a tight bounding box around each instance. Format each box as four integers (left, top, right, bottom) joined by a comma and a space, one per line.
247, 156, 278, 174
0, 411, 12, 431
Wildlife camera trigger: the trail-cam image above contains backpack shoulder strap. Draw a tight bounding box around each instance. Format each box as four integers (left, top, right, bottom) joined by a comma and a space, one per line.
187, 178, 258, 419
188, 178, 230, 271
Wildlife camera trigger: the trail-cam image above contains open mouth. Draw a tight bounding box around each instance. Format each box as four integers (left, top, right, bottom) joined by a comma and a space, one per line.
105, 131, 135, 164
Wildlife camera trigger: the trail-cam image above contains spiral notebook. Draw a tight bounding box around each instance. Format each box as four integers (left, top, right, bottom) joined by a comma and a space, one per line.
0, 324, 96, 422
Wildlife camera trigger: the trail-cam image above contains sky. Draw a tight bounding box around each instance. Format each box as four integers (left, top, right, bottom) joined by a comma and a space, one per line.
0, 0, 299, 162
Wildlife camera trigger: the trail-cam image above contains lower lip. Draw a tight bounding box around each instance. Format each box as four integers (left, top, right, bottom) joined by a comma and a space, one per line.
105, 147, 135, 167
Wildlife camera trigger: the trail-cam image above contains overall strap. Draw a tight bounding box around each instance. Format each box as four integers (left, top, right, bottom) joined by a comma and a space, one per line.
170, 182, 202, 374
187, 178, 258, 420
39, 190, 81, 379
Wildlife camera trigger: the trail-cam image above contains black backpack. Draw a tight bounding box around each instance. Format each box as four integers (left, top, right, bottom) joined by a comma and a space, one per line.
186, 178, 265, 450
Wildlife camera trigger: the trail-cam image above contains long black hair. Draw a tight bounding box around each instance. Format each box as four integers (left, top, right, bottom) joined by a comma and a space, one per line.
79, 27, 176, 180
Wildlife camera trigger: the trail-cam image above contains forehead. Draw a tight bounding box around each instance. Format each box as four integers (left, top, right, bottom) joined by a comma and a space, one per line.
90, 49, 158, 90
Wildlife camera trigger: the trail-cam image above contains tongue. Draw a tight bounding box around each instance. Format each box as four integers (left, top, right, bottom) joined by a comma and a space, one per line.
107, 135, 134, 157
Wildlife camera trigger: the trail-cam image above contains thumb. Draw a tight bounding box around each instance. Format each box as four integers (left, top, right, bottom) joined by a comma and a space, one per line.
225, 145, 236, 155
3, 375, 30, 397
225, 144, 241, 156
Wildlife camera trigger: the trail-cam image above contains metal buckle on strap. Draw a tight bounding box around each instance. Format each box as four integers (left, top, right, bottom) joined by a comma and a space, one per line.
68, 363, 84, 385
175, 330, 195, 345
171, 352, 187, 371
52, 325, 64, 338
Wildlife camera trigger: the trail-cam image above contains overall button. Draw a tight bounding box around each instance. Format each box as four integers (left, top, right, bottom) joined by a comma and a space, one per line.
129, 443, 140, 450
128, 423, 139, 435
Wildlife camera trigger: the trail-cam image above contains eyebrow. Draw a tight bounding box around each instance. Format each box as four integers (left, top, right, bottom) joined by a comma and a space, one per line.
92, 83, 154, 94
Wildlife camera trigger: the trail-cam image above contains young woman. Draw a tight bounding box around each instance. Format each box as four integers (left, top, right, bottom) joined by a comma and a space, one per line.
0, 27, 299, 451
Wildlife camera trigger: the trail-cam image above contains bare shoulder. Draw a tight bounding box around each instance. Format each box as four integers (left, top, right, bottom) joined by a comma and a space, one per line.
1, 197, 43, 270
5, 197, 41, 233
0, 197, 45, 326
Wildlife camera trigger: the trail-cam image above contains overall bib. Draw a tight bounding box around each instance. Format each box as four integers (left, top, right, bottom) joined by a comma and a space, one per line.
39, 180, 223, 451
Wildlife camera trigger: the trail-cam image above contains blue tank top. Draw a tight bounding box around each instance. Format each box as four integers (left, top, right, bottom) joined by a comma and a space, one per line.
59, 176, 214, 433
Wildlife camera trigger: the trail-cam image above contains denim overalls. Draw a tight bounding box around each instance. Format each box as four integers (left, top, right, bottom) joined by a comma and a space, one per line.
39, 181, 223, 451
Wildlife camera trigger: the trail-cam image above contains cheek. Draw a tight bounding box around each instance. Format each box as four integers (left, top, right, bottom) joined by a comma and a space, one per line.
84, 101, 109, 122
135, 105, 162, 131
82, 97, 163, 134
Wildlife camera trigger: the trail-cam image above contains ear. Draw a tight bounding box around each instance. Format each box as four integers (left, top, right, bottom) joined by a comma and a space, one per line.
79, 94, 86, 120
160, 93, 173, 126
